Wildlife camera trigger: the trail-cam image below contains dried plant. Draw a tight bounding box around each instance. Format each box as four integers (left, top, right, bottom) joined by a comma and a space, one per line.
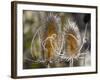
30, 12, 89, 68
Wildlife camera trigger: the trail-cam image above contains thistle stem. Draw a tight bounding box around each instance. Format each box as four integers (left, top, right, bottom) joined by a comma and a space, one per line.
47, 63, 50, 68
79, 23, 88, 52
69, 58, 73, 67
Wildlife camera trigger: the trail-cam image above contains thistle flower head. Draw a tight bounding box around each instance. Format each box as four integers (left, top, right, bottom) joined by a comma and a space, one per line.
63, 19, 81, 60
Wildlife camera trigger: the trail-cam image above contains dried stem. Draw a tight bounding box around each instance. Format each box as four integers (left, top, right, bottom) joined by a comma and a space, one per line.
69, 58, 73, 67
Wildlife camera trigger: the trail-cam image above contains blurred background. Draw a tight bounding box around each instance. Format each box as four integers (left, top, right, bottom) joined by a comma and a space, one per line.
23, 10, 91, 69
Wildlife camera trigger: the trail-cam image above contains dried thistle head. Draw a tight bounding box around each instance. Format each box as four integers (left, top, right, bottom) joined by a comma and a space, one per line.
64, 19, 81, 60
42, 13, 59, 62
